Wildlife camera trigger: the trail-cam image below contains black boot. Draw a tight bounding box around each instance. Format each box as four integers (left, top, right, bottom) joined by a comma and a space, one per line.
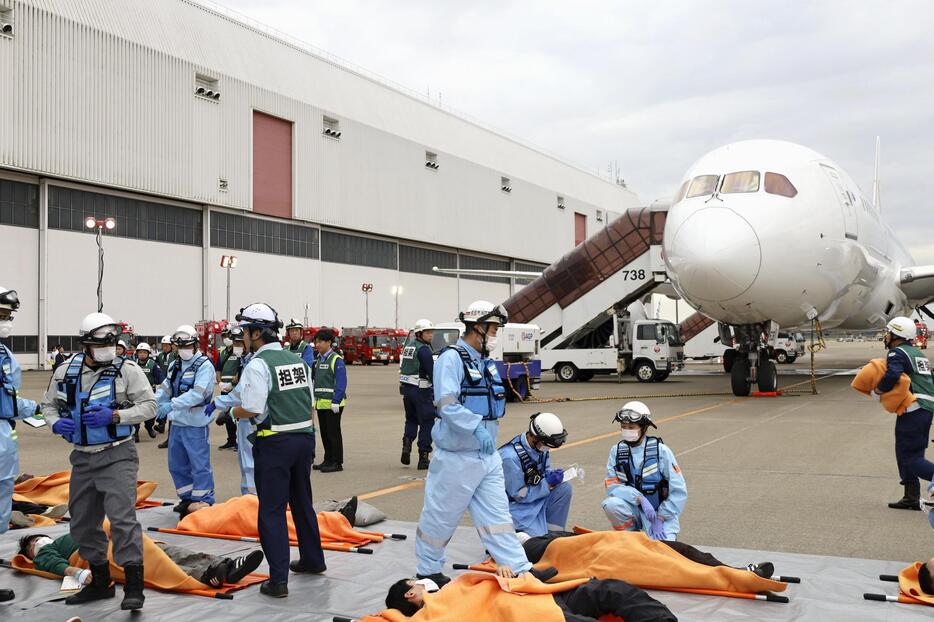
529, 566, 558, 582
417, 451, 430, 470
401, 437, 413, 465
888, 480, 922, 510
144, 419, 157, 438
0, 589, 13, 603
339, 496, 358, 526
120, 563, 145, 610
65, 562, 114, 605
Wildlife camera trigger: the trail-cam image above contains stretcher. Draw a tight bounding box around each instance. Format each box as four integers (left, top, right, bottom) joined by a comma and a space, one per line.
12, 470, 161, 510
863, 564, 934, 607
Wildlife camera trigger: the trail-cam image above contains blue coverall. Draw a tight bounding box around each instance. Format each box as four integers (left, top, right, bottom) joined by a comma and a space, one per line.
499, 433, 572, 537
0, 345, 37, 534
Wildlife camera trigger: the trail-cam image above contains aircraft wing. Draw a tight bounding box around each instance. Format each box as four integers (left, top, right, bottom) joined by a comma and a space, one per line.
899, 265, 934, 304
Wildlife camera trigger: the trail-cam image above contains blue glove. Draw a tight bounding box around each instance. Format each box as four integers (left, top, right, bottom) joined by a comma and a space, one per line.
649, 517, 667, 541
638, 495, 657, 523
473, 425, 495, 455
545, 469, 564, 487
204, 402, 217, 418
51, 418, 75, 438
82, 405, 115, 428
156, 402, 172, 421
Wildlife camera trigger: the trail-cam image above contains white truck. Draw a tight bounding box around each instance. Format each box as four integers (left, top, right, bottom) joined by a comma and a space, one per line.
771, 331, 806, 364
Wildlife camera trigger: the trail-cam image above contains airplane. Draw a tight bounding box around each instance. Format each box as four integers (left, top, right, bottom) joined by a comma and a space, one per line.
662, 139, 934, 396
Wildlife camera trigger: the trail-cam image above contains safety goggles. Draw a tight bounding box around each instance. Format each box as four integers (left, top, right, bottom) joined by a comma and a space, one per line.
473, 304, 509, 326
172, 330, 197, 345
0, 289, 19, 311
83, 324, 122, 345
613, 409, 657, 428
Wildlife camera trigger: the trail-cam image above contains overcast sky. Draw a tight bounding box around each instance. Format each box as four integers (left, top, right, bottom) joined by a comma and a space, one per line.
220, 0, 934, 263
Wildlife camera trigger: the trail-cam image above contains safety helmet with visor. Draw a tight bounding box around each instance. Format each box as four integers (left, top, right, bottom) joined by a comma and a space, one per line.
613, 400, 657, 429
529, 412, 568, 449
0, 286, 19, 338
78, 312, 122, 345
136, 342, 152, 353
172, 325, 198, 347
459, 300, 508, 326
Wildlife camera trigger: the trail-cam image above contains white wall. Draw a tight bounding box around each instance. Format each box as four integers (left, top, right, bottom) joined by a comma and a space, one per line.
0, 224, 39, 335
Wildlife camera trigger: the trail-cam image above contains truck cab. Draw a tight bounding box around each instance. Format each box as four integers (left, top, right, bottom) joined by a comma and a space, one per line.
772, 331, 804, 364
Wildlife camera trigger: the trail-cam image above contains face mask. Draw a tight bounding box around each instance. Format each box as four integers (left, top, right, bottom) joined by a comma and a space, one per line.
178, 348, 195, 361
223, 338, 233, 347
414, 578, 439, 593
0, 320, 11, 339
620, 429, 642, 443
92, 346, 117, 363
483, 335, 498, 354
233, 346, 244, 356
31, 536, 54, 556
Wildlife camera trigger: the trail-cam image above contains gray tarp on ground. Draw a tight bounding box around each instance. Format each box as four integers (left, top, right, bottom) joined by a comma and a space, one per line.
0, 504, 927, 621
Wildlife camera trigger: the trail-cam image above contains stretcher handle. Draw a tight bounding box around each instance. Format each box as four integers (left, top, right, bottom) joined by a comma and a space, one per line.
0, 559, 11, 568
764, 593, 789, 603
775, 575, 800, 583
333, 617, 356, 622
863, 593, 890, 601
214, 593, 234, 600
452, 564, 470, 570
878, 574, 899, 582
354, 548, 374, 555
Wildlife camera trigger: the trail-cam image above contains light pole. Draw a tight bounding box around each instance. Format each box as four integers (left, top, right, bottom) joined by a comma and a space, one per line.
391, 285, 403, 329
84, 216, 116, 313
220, 255, 238, 321
361, 283, 373, 327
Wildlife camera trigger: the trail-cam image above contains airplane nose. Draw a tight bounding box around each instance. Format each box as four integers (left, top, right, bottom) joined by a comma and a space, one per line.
666, 207, 761, 302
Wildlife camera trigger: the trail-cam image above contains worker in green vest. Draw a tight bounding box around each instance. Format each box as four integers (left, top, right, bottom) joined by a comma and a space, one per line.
873, 316, 934, 510
311, 329, 347, 473
214, 327, 242, 451
231, 302, 325, 598
399, 319, 436, 469
285, 319, 315, 366
133, 342, 164, 441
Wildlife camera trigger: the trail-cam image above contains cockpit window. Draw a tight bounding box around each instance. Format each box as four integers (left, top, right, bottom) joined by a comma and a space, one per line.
676, 180, 689, 202
686, 175, 719, 198
764, 172, 797, 198
720, 171, 760, 194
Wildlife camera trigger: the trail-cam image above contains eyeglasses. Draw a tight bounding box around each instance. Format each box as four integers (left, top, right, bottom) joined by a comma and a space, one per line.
613, 409, 646, 424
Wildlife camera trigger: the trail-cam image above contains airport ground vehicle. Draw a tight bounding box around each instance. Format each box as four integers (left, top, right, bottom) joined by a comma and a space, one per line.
915, 320, 928, 349
771, 331, 806, 364
341, 327, 397, 365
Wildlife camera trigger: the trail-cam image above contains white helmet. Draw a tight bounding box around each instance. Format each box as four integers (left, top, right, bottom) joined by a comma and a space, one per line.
413, 319, 434, 333
172, 325, 198, 346
0, 286, 19, 312
285, 318, 303, 331
529, 412, 568, 448
117, 340, 128, 349
136, 342, 152, 353
613, 400, 657, 428
160, 335, 172, 345
79, 312, 120, 344
459, 300, 508, 325
236, 302, 282, 330
885, 316, 915, 340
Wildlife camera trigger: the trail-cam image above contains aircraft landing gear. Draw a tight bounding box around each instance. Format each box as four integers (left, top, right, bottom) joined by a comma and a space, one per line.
757, 351, 778, 393
724, 322, 780, 396
730, 356, 751, 396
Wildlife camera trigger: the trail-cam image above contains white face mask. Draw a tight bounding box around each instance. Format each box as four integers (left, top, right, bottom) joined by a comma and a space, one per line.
91, 346, 117, 363
31, 536, 54, 556
233, 346, 244, 356
0, 320, 12, 339
483, 335, 498, 354
620, 429, 642, 443
414, 578, 439, 593
178, 348, 195, 361
223, 338, 233, 347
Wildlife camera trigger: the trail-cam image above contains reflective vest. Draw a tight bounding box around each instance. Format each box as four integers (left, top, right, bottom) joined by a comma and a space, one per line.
57, 353, 133, 446
440, 345, 505, 421
168, 354, 211, 404
614, 437, 669, 511
254, 348, 314, 440
288, 340, 308, 355
895, 344, 934, 411
400, 342, 432, 388
219, 348, 241, 384
156, 351, 176, 377
503, 434, 545, 490
137, 357, 157, 386
0, 344, 18, 420
313, 350, 346, 410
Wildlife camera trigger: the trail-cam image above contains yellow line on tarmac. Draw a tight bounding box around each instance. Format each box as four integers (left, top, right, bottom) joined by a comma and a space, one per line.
358, 481, 424, 500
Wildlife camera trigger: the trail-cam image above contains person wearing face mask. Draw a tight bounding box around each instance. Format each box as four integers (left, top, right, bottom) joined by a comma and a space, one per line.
0, 286, 39, 603
311, 328, 347, 473
285, 319, 316, 366
872, 316, 934, 510
414, 300, 552, 587
498, 412, 572, 538
213, 328, 241, 452
132, 342, 163, 441
154, 325, 216, 518
40, 312, 156, 610
602, 402, 687, 541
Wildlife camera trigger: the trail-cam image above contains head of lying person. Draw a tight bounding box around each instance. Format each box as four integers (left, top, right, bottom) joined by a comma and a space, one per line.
18, 533, 54, 560
386, 577, 441, 614
920, 559, 934, 595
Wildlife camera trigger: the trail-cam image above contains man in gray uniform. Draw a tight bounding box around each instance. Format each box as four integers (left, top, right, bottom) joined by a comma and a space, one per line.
41, 312, 156, 611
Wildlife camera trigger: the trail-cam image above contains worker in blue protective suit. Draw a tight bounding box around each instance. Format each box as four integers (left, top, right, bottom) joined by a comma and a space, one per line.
155, 325, 216, 517
400, 318, 437, 470
0, 286, 38, 603
872, 316, 934, 510
498, 412, 573, 538
206, 327, 256, 495
285, 319, 316, 367
414, 300, 557, 587
602, 401, 687, 540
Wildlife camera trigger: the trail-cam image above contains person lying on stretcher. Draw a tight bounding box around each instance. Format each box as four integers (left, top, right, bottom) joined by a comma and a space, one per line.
19, 533, 264, 588
920, 559, 934, 595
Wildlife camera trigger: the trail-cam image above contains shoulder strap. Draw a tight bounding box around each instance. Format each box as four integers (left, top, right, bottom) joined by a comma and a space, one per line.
615, 441, 634, 485
441, 345, 482, 386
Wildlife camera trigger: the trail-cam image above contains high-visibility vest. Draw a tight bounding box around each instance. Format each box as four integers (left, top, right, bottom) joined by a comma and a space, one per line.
254, 348, 314, 439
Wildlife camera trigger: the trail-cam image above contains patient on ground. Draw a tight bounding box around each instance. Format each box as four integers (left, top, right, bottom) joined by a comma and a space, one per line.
919, 558, 934, 595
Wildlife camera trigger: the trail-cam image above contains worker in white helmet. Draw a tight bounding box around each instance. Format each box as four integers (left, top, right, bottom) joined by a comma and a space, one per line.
0, 286, 38, 604
602, 401, 687, 540
873, 316, 934, 510
154, 325, 217, 517
498, 412, 572, 537
399, 319, 437, 469
40, 311, 156, 610
116, 340, 128, 359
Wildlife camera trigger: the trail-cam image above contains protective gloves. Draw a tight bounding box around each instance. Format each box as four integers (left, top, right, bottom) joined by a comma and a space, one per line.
545, 469, 564, 488
82, 405, 115, 428
331, 403, 341, 413
649, 516, 667, 541
51, 418, 75, 438
204, 402, 217, 418
638, 495, 657, 523
473, 425, 495, 455
156, 402, 172, 421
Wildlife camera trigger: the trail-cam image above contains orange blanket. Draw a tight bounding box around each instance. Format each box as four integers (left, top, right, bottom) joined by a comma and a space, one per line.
13, 471, 160, 510
850, 359, 915, 414
898, 562, 934, 606
359, 572, 589, 622
10, 526, 265, 598
176, 495, 382, 547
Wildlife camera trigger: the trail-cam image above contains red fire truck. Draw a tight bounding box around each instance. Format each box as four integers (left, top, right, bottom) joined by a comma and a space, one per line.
391, 328, 408, 363
341, 327, 397, 365
115, 321, 136, 356
195, 319, 230, 364
915, 320, 929, 350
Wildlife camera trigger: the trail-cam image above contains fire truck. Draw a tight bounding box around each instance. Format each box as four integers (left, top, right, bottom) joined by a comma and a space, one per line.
195, 319, 230, 364
915, 320, 929, 350
391, 328, 408, 363
115, 321, 136, 356
341, 327, 398, 365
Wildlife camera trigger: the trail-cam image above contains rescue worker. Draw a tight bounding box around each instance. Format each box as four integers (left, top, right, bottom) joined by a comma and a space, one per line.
230, 302, 325, 598
285, 318, 315, 366
155, 325, 216, 517
133, 342, 164, 441
41, 312, 156, 610
0, 286, 38, 603
214, 329, 240, 451
153, 335, 176, 446
602, 401, 687, 540
312, 328, 347, 473
116, 340, 128, 359
52, 344, 67, 370
873, 316, 934, 510
499, 412, 572, 537
208, 326, 256, 495
415, 300, 545, 586
399, 319, 436, 469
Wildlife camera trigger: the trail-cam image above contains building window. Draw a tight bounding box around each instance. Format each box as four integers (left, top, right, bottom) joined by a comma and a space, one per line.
194, 73, 220, 101
0, 179, 38, 228
48, 186, 202, 245
425, 151, 439, 170
501, 177, 512, 193
211, 211, 318, 258
252, 111, 293, 219
399, 244, 456, 277
574, 212, 586, 246
321, 230, 396, 269
459, 253, 510, 283
513, 261, 547, 286
1, 335, 38, 353
323, 116, 342, 139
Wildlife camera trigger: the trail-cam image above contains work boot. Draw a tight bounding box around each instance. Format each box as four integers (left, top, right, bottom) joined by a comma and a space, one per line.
289, 560, 327, 574
153, 420, 165, 434
0, 589, 13, 603
417, 451, 430, 470
320, 463, 343, 473
173, 499, 192, 514
416, 572, 451, 587
338, 496, 358, 526
120, 563, 144, 610
529, 566, 559, 582
133, 431, 140, 443
401, 437, 413, 465
260, 580, 288, 598
218, 440, 238, 451
144, 420, 157, 438
65, 562, 114, 605
157, 439, 168, 449
180, 501, 211, 517
745, 562, 775, 578
888, 481, 922, 510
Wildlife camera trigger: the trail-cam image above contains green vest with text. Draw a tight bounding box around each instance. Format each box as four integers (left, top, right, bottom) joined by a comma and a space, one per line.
219, 347, 241, 384
896, 343, 934, 411
314, 351, 346, 410
157, 351, 176, 377
289, 340, 308, 355
254, 348, 314, 439
137, 357, 156, 386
